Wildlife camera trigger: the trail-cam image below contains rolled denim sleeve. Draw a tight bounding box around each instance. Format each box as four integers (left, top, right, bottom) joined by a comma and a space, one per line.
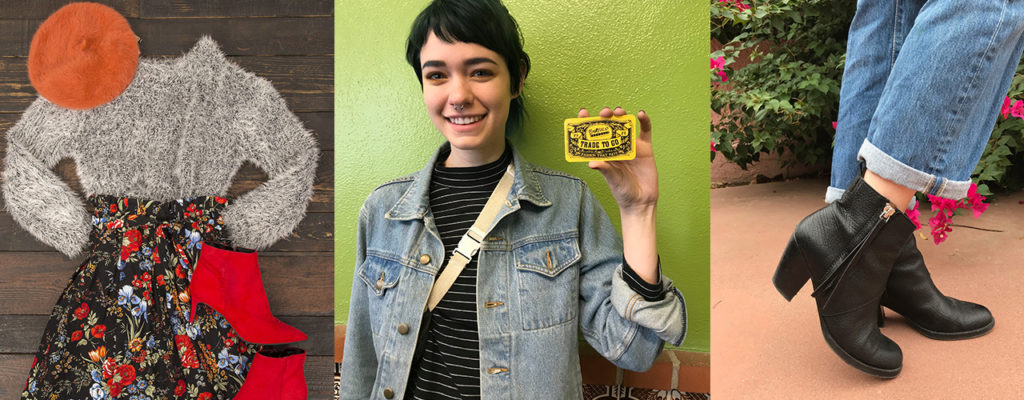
611, 265, 687, 347
576, 183, 666, 372
339, 204, 377, 399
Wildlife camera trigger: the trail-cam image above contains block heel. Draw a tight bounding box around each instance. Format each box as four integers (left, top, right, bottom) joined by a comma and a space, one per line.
773, 236, 811, 302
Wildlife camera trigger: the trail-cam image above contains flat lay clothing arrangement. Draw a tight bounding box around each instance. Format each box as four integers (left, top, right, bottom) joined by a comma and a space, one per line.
3, 37, 318, 399
827, 0, 1024, 202
23, 196, 256, 398
340, 142, 686, 400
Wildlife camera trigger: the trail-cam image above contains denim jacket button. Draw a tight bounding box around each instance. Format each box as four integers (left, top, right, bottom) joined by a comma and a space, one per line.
382, 388, 395, 398
419, 254, 431, 264
397, 323, 409, 335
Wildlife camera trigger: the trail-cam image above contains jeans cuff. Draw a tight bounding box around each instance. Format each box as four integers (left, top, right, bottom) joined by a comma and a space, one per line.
824, 186, 845, 204
826, 185, 917, 209
857, 139, 973, 200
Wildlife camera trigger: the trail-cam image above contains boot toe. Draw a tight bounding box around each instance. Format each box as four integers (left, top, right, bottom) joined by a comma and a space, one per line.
956, 300, 994, 332
821, 313, 903, 377
867, 334, 902, 372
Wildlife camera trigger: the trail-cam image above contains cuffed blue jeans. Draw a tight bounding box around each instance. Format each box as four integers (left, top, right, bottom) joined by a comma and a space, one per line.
827, 0, 1024, 203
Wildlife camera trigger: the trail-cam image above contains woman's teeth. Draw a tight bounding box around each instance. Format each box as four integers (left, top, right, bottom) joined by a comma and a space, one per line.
449, 115, 483, 125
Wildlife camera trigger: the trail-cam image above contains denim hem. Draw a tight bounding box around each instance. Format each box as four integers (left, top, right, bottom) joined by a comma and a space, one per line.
824, 186, 844, 204
857, 139, 972, 200
826, 185, 917, 210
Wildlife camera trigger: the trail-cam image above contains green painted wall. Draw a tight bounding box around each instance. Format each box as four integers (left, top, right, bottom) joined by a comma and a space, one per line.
335, 0, 709, 353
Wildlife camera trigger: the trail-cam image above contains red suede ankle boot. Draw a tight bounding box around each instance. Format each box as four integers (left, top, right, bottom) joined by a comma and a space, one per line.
235, 347, 307, 400
189, 242, 307, 344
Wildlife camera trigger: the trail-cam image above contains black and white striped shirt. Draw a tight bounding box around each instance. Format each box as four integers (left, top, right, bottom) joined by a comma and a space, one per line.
406, 147, 512, 400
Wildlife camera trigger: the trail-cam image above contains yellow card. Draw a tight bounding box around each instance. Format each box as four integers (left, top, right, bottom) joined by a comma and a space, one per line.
564, 115, 637, 162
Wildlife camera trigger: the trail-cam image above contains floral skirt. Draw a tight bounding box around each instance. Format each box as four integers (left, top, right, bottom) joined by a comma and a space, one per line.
22, 196, 258, 400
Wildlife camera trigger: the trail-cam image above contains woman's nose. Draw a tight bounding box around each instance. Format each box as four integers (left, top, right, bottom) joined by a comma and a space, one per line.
448, 76, 473, 109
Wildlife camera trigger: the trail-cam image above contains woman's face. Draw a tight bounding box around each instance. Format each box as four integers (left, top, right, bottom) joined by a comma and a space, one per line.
419, 32, 515, 159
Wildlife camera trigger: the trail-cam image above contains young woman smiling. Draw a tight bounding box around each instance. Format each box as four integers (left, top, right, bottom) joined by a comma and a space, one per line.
339, 1, 685, 399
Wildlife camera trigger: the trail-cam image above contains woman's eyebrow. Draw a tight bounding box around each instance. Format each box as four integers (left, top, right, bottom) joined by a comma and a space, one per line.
465, 57, 498, 66
422, 57, 498, 69
422, 60, 446, 69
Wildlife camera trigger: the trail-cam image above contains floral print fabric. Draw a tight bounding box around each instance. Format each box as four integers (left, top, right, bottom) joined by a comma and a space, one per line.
22, 196, 257, 399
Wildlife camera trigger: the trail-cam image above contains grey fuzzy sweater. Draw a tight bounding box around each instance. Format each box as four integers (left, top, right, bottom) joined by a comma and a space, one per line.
2, 36, 318, 257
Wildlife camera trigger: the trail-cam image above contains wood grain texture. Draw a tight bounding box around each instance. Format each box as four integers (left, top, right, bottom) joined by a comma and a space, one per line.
0, 0, 139, 19
0, 18, 332, 58
139, 0, 332, 18
0, 354, 337, 399
135, 18, 333, 56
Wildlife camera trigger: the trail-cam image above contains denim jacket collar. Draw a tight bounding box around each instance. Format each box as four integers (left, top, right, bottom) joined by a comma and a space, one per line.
385, 142, 552, 221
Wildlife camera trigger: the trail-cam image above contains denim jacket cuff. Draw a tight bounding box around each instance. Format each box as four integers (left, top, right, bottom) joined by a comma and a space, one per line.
622, 256, 666, 301
611, 265, 687, 347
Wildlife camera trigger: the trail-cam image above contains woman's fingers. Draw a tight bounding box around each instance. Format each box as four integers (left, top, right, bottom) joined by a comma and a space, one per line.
578, 108, 590, 118
637, 110, 652, 141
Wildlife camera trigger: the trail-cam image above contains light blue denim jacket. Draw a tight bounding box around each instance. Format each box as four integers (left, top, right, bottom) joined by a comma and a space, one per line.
340, 144, 686, 400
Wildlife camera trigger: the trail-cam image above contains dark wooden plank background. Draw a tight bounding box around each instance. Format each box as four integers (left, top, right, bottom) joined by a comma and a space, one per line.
0, 0, 334, 397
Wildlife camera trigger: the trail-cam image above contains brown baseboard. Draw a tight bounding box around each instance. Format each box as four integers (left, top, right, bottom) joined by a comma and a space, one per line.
334, 324, 709, 394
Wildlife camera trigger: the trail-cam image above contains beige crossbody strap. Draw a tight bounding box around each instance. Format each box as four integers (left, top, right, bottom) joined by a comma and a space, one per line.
426, 162, 515, 311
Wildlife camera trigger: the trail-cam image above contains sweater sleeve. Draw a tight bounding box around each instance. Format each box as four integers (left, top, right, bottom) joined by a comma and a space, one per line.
219, 57, 319, 250
2, 98, 91, 258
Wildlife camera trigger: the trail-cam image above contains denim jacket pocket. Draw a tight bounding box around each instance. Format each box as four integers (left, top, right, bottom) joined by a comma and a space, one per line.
357, 253, 405, 336
513, 234, 581, 330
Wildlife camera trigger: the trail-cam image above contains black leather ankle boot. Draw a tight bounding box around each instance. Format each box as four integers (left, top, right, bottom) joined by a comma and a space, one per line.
773, 176, 915, 378
879, 238, 994, 339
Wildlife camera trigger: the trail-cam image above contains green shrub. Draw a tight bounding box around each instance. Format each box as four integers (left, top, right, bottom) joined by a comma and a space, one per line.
711, 0, 852, 169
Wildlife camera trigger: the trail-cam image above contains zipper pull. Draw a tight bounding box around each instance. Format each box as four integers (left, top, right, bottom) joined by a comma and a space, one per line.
879, 203, 896, 221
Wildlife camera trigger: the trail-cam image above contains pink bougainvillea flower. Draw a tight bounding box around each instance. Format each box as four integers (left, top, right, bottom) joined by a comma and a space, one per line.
966, 183, 989, 218
710, 57, 728, 83
832, 121, 838, 130
711, 141, 718, 152
1012, 99, 1024, 119
710, 56, 724, 70
927, 194, 958, 216
905, 202, 921, 230
928, 211, 952, 244
1002, 96, 1012, 119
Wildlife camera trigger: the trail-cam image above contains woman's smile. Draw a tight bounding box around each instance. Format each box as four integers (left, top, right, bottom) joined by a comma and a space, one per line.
419, 32, 514, 166
446, 113, 486, 129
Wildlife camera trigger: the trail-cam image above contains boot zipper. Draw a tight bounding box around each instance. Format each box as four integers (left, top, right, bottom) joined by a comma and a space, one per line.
880, 203, 895, 222
813, 203, 896, 307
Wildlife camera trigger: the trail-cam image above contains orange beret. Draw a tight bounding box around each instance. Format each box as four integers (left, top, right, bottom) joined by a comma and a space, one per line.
28, 2, 139, 110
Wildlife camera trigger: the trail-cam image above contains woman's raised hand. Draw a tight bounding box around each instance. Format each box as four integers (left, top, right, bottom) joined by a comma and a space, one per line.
577, 106, 658, 213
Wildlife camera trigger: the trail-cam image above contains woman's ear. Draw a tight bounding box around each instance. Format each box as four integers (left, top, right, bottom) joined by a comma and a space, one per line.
512, 64, 527, 99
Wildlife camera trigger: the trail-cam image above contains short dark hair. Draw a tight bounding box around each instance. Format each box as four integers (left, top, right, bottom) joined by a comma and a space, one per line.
406, 0, 531, 134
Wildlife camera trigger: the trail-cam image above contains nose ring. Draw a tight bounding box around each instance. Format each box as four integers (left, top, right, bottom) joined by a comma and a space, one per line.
453, 104, 464, 112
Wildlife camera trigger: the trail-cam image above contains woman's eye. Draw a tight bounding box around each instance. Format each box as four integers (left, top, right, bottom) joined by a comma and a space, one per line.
424, 71, 446, 81
471, 69, 494, 78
